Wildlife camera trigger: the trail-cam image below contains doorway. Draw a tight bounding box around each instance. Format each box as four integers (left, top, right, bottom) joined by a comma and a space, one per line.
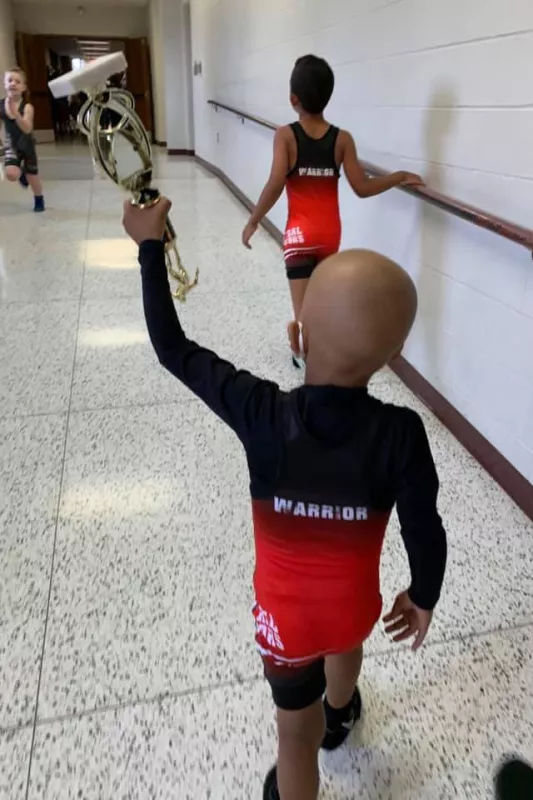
14, 33, 155, 143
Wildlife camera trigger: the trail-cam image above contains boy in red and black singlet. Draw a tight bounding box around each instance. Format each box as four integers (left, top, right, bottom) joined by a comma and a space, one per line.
242, 55, 423, 364
125, 199, 447, 800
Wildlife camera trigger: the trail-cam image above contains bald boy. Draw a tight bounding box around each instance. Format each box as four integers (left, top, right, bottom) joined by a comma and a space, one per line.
124, 199, 447, 800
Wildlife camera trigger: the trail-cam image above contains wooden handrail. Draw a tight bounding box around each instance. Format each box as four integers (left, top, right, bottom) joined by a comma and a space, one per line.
208, 99, 533, 255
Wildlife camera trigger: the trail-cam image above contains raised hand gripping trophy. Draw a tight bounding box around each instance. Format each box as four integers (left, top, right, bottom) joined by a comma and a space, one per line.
49, 53, 198, 301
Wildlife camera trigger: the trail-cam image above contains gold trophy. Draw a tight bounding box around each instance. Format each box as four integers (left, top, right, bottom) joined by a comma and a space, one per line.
49, 53, 198, 301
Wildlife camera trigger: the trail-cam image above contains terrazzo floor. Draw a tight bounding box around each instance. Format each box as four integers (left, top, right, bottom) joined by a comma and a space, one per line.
1, 151, 532, 799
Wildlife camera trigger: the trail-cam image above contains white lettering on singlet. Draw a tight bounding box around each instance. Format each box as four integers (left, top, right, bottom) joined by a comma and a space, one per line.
273, 497, 368, 521
298, 167, 335, 178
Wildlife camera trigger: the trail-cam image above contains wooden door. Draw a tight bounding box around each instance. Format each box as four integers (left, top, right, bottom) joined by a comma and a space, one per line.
124, 38, 154, 135
15, 33, 54, 132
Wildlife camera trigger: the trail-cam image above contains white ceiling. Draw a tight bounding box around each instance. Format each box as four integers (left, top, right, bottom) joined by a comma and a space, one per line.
12, 0, 148, 6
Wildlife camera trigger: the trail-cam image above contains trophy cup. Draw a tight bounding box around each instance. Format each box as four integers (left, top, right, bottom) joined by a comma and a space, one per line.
49, 52, 198, 301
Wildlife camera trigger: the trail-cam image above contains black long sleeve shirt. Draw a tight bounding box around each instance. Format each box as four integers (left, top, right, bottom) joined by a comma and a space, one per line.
139, 240, 447, 620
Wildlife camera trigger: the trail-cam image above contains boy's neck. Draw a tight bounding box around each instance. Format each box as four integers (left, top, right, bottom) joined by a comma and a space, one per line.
303, 362, 370, 389
298, 111, 326, 123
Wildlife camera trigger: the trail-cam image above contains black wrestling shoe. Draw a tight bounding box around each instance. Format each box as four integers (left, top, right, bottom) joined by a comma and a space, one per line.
496, 758, 533, 800
263, 766, 280, 800
34, 196, 45, 213
19, 171, 29, 188
322, 687, 362, 751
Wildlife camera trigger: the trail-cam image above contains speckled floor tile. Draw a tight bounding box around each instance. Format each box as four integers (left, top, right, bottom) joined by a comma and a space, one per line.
70, 296, 188, 410
0, 728, 32, 800
0, 617, 47, 731
182, 289, 298, 388
81, 172, 287, 297
71, 288, 298, 412
57, 403, 249, 551
30, 626, 533, 800
0, 181, 92, 244
0, 414, 67, 530
178, 228, 289, 297
81, 235, 140, 300
37, 403, 259, 718
321, 626, 533, 800
0, 414, 66, 727
0, 301, 79, 417
81, 224, 286, 300
0, 241, 86, 304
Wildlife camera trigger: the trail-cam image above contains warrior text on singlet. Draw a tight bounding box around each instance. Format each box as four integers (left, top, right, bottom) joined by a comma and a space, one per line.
274, 496, 368, 521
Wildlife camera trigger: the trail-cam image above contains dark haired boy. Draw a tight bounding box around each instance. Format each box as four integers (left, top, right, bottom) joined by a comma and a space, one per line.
242, 54, 423, 360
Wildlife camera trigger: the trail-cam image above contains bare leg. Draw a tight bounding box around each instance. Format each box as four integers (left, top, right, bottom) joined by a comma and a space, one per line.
325, 646, 363, 708
287, 278, 309, 362
5, 166, 21, 182
28, 174, 43, 197
277, 701, 324, 800
288, 277, 309, 321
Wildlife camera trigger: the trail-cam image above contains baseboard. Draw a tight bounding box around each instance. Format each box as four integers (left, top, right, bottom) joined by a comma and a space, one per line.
195, 155, 283, 245
194, 154, 533, 520
168, 148, 195, 156
390, 358, 533, 520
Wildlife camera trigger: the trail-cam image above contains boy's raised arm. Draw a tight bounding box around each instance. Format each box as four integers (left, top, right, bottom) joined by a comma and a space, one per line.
123, 200, 278, 447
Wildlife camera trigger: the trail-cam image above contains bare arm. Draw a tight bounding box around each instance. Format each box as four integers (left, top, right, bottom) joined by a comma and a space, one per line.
242, 127, 289, 248
340, 131, 423, 199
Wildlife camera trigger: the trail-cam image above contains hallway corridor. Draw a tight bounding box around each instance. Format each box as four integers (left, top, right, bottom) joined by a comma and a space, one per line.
1, 155, 533, 799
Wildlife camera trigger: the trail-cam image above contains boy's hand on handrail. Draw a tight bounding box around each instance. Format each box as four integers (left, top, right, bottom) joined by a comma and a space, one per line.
383, 590, 433, 651
398, 171, 425, 187
123, 197, 172, 245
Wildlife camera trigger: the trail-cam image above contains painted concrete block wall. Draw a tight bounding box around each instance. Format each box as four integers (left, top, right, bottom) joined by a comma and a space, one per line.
190, 0, 533, 483
149, 0, 194, 150
148, 0, 167, 143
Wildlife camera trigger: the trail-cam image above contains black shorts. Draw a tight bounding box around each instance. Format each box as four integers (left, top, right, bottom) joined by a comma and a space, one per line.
4, 147, 39, 175
263, 658, 326, 711
285, 255, 319, 281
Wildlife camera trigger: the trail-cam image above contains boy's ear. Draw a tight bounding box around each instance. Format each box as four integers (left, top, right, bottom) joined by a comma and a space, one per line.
290, 93, 299, 109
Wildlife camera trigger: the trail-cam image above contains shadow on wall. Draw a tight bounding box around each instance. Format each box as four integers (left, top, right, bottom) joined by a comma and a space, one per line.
417, 83, 457, 392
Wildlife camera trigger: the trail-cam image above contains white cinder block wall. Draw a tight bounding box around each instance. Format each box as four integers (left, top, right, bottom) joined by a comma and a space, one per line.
149, 0, 194, 150
190, 0, 533, 484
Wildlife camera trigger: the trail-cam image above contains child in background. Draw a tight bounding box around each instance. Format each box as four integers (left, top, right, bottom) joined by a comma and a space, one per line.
242, 55, 423, 364
124, 197, 447, 800
0, 67, 45, 212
